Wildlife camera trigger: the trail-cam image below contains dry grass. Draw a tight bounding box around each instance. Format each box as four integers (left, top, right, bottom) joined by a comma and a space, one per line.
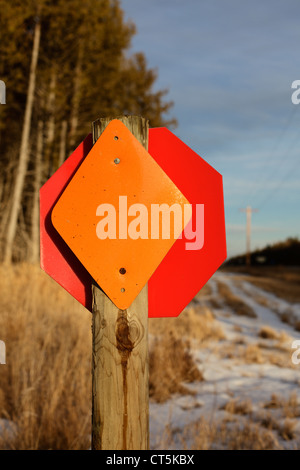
260, 393, 299, 441
223, 266, 300, 304
0, 264, 225, 448
234, 275, 300, 332
209, 298, 222, 310
149, 332, 204, 403
243, 344, 264, 364
264, 392, 300, 418
259, 325, 279, 340
222, 423, 281, 450
233, 325, 243, 333
258, 327, 292, 352
217, 281, 256, 318
280, 308, 300, 331
264, 393, 285, 410
194, 283, 212, 300
257, 410, 281, 431
279, 420, 297, 441
0, 263, 91, 450
283, 392, 300, 418
220, 342, 264, 364
177, 417, 282, 450
149, 305, 225, 346
173, 395, 300, 449
194, 284, 221, 310
220, 398, 253, 415
1, 263, 298, 449
148, 305, 225, 403
162, 393, 300, 449
219, 340, 293, 368
250, 277, 300, 304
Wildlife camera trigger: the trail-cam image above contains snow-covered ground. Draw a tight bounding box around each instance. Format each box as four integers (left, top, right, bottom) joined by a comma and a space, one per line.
0, 419, 17, 448
214, 272, 300, 340
150, 271, 300, 450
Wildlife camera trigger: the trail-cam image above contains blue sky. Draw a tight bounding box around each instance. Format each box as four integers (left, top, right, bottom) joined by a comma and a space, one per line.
121, 0, 300, 258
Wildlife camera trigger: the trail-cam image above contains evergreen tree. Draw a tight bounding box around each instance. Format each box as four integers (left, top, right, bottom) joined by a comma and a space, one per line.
0, 0, 176, 261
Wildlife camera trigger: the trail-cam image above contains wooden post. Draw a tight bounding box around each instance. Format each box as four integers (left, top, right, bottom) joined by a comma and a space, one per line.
91, 116, 149, 450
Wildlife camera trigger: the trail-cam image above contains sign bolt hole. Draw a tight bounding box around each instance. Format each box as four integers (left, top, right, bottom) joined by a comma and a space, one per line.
119, 268, 126, 275
121, 288, 125, 293
114, 158, 120, 164
114, 135, 118, 141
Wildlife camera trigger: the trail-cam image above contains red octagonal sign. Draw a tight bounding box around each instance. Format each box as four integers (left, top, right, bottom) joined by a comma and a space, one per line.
40, 134, 94, 311
148, 128, 226, 317
40, 127, 226, 317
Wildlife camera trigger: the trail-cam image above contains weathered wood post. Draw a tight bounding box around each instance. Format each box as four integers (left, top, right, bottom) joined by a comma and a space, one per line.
91, 116, 149, 450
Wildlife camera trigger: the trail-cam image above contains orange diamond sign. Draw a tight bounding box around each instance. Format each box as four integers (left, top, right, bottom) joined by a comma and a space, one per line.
51, 120, 191, 309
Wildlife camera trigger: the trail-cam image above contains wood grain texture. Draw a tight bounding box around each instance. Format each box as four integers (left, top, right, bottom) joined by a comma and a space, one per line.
91, 116, 149, 450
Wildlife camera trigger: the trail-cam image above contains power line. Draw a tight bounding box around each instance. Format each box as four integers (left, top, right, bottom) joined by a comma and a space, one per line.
256, 155, 300, 210
240, 106, 298, 208
251, 126, 300, 208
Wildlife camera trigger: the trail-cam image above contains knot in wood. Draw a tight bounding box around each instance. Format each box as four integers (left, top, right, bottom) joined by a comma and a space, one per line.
116, 311, 134, 361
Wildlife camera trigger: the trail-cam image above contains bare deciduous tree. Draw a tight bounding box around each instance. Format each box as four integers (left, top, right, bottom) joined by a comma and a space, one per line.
4, 18, 41, 263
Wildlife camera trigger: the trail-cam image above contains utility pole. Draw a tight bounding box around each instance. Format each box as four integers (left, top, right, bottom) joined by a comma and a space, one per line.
239, 206, 258, 265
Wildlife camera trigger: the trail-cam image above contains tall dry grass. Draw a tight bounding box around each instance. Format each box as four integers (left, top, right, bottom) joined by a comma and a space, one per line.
149, 305, 225, 346
188, 419, 282, 450
162, 416, 282, 450
148, 305, 225, 403
0, 264, 91, 449
149, 331, 204, 403
0, 264, 225, 448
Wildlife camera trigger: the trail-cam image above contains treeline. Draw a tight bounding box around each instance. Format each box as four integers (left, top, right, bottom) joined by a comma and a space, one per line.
0, 0, 176, 263
226, 237, 300, 266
